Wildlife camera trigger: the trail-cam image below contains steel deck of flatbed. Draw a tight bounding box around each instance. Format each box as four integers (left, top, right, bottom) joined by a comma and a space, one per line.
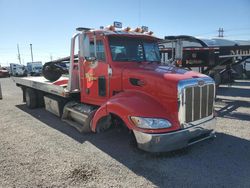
13, 76, 76, 98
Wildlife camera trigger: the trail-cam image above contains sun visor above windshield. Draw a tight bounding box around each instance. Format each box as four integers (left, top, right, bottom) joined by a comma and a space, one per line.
103, 30, 161, 41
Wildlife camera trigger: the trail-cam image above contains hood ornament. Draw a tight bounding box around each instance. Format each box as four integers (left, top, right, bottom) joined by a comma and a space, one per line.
197, 79, 205, 86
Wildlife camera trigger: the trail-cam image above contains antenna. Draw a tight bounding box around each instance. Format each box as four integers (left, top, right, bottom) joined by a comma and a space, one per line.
138, 0, 141, 25
17, 44, 21, 64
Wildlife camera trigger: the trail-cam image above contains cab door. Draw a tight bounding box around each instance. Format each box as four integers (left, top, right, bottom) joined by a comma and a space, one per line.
81, 40, 110, 106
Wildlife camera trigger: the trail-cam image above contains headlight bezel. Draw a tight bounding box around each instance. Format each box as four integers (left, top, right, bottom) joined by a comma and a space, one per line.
130, 116, 172, 130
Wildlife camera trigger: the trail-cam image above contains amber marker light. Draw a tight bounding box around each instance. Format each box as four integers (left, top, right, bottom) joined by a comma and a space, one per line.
124, 27, 131, 32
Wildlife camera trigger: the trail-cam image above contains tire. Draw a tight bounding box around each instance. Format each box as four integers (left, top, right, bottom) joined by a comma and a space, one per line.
25, 88, 38, 109
37, 91, 45, 107
42, 65, 62, 82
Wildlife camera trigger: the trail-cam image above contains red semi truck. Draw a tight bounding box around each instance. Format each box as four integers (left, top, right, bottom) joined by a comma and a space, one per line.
13, 23, 216, 152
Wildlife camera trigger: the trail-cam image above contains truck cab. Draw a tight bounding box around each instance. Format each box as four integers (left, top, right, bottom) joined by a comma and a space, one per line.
65, 24, 216, 152
14, 23, 216, 152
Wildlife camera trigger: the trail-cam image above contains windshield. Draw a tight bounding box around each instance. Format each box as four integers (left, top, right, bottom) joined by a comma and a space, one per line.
109, 36, 160, 62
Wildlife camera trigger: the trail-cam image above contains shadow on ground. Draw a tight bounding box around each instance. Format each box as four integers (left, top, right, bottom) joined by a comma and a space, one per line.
215, 99, 250, 121
16, 104, 250, 187
216, 84, 250, 121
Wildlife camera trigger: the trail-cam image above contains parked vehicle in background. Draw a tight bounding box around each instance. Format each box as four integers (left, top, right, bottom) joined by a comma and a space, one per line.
10, 63, 27, 77
0, 66, 10, 77
244, 58, 250, 78
159, 36, 250, 86
27, 62, 43, 76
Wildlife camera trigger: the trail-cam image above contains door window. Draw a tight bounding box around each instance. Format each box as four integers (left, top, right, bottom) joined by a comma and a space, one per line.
90, 40, 106, 61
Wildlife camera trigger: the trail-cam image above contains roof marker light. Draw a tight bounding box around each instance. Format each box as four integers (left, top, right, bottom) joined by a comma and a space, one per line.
105, 25, 115, 31
124, 26, 131, 32
134, 27, 142, 33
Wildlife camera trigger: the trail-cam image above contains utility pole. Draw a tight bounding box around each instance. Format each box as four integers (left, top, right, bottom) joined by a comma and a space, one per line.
17, 44, 21, 64
138, 0, 141, 26
30, 44, 34, 62
218, 28, 224, 38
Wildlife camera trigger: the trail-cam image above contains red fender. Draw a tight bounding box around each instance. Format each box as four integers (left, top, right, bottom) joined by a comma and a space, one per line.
91, 90, 180, 133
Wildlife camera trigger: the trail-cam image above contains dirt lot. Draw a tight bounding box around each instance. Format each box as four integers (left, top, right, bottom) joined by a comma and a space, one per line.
0, 77, 249, 187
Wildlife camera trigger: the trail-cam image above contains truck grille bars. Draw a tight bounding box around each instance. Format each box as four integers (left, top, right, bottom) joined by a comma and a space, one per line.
178, 78, 215, 126
185, 84, 214, 123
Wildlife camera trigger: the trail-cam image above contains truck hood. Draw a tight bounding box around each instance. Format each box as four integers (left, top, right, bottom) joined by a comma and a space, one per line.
121, 64, 211, 127
136, 64, 208, 82
123, 64, 208, 85
122, 64, 208, 94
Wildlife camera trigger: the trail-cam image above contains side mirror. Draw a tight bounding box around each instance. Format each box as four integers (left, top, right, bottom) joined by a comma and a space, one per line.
81, 34, 90, 57
79, 32, 98, 68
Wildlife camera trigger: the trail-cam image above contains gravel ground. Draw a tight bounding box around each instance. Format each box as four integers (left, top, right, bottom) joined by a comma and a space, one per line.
0, 77, 249, 188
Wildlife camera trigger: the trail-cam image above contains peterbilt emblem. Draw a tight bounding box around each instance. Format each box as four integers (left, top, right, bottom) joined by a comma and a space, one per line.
198, 80, 205, 86
85, 72, 97, 82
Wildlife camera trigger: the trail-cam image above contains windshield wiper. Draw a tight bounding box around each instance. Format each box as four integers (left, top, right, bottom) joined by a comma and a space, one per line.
147, 60, 161, 64
115, 57, 144, 63
130, 58, 143, 63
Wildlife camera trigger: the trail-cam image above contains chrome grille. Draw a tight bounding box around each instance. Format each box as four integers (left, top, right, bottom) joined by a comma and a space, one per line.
184, 84, 214, 123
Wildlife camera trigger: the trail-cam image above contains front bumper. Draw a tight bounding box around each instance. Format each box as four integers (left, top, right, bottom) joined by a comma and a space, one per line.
133, 117, 216, 152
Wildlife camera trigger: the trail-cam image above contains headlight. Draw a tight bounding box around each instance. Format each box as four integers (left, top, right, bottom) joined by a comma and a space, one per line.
130, 116, 172, 129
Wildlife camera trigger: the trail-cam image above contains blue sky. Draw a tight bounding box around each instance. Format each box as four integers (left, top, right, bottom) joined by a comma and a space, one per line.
0, 0, 249, 66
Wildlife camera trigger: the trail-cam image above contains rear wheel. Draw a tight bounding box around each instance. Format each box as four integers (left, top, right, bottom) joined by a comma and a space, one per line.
25, 88, 38, 109
37, 91, 45, 107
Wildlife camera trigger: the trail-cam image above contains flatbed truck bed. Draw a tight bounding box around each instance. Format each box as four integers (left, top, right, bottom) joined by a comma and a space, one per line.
13, 76, 78, 98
